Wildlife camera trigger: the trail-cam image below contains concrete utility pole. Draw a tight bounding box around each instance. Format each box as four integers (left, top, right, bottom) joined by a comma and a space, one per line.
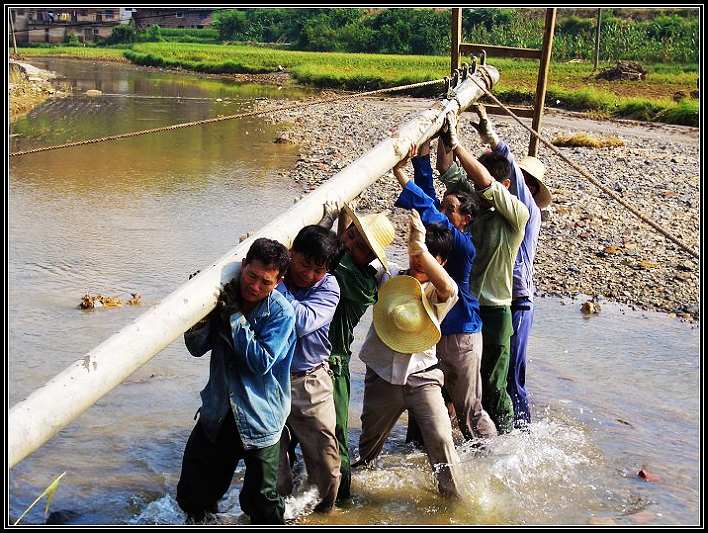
593, 8, 602, 71
8, 65, 501, 469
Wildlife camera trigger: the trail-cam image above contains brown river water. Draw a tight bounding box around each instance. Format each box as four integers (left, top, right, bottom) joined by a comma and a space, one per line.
8, 58, 700, 526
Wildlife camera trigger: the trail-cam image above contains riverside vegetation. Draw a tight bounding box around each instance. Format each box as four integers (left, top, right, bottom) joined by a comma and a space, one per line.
13, 8, 698, 125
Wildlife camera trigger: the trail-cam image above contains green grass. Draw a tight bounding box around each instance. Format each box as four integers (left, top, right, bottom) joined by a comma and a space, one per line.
15, 46, 128, 61
14, 43, 699, 126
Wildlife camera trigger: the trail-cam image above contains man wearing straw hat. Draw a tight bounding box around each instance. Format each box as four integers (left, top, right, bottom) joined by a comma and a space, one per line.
353, 211, 463, 498
436, 108, 530, 435
393, 142, 498, 443
318, 202, 395, 503
439, 105, 552, 428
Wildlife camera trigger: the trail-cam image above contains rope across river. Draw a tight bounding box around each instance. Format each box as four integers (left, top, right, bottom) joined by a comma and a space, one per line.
9, 73, 698, 260
8, 78, 446, 158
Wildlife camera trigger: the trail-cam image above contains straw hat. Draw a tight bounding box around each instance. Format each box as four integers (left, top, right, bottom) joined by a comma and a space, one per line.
342, 203, 395, 271
373, 275, 441, 353
518, 156, 552, 209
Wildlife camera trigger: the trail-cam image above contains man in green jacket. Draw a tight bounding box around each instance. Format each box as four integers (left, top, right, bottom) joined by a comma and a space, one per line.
319, 202, 395, 502
438, 110, 530, 434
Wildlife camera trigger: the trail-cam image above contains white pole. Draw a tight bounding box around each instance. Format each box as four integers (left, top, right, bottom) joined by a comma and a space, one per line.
8, 66, 499, 468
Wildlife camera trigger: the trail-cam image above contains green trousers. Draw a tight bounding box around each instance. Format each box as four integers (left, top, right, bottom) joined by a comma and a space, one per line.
479, 305, 515, 434
177, 412, 285, 524
329, 354, 352, 501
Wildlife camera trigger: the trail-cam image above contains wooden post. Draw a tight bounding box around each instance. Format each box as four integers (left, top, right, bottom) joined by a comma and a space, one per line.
528, 8, 556, 157
451, 8, 462, 75
593, 8, 602, 71
9, 9, 18, 55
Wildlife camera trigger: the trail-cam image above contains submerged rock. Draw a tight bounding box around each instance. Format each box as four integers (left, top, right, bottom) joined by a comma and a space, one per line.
46, 509, 81, 524
637, 468, 661, 482
580, 300, 601, 315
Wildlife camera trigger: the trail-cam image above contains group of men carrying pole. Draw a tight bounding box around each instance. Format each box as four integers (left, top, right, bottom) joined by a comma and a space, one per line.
175, 104, 552, 524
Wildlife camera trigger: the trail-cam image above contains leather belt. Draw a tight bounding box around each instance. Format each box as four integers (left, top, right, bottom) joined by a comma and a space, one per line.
291, 361, 328, 379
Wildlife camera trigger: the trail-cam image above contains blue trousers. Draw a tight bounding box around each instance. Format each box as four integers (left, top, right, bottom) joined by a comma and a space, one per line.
507, 298, 534, 426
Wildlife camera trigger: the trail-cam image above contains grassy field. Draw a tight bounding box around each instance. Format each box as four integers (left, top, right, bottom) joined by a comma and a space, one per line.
15, 46, 129, 62
15, 43, 698, 126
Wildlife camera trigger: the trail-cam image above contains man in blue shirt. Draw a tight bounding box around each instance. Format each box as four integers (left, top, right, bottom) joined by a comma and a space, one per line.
394, 141, 497, 441
275, 225, 342, 513
176, 238, 296, 525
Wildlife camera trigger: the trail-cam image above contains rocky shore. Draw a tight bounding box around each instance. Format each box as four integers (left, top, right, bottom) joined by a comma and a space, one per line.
261, 95, 699, 321
9, 60, 64, 120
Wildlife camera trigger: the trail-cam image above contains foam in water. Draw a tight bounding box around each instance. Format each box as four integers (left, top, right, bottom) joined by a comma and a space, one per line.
130, 467, 322, 525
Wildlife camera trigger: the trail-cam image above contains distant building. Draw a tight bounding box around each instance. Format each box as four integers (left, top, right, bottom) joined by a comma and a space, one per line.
133, 8, 213, 30
10, 8, 126, 44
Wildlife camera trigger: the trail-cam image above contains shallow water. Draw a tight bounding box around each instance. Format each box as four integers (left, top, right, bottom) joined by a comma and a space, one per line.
7, 59, 700, 526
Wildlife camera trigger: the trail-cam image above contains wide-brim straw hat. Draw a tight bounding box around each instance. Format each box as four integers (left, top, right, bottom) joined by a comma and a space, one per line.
518, 156, 552, 209
342, 203, 394, 271
373, 275, 441, 354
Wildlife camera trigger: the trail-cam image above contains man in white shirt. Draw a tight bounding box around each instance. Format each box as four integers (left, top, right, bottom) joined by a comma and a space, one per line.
353, 211, 462, 498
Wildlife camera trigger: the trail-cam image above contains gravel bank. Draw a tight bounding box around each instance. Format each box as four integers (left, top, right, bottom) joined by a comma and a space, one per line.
9, 61, 63, 120
271, 96, 698, 321
7, 58, 698, 321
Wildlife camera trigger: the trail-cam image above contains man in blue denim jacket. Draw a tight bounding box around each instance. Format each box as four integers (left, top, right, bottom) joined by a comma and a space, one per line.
176, 238, 296, 524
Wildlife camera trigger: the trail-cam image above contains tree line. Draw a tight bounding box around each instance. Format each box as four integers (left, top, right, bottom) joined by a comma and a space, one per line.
91, 8, 699, 64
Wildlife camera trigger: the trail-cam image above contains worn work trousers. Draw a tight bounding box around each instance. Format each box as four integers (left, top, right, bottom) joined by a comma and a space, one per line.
357, 367, 462, 498
278, 364, 341, 512
176, 412, 284, 525
507, 298, 534, 426
479, 305, 515, 434
328, 354, 352, 501
438, 332, 498, 439
407, 333, 497, 443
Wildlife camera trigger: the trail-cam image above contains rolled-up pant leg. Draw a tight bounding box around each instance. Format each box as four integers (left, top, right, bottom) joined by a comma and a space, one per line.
405, 369, 463, 498
176, 414, 240, 521
479, 305, 515, 434
356, 367, 405, 465
438, 333, 498, 439
284, 365, 341, 512
508, 300, 534, 426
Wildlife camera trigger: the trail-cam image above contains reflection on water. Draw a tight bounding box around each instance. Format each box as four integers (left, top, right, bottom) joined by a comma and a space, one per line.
8, 60, 700, 526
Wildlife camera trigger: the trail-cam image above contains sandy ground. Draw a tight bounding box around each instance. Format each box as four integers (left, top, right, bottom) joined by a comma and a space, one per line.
260, 95, 700, 321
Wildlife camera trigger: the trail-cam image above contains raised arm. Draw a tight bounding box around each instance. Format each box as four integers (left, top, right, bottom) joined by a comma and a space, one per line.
408, 210, 456, 301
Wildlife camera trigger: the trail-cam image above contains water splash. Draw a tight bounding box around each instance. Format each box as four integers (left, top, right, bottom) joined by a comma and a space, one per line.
129, 495, 182, 525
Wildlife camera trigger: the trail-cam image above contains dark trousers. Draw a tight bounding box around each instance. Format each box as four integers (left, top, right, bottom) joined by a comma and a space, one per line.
508, 298, 534, 426
479, 305, 515, 434
176, 412, 285, 525
329, 355, 352, 502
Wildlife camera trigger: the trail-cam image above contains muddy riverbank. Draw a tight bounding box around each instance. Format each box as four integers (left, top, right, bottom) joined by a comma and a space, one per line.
261, 96, 699, 321
9, 61, 65, 120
